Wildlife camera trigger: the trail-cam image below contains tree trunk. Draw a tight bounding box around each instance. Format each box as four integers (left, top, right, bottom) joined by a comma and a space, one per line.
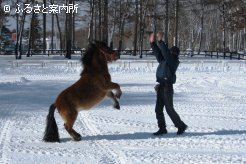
65, 0, 73, 59
198, 0, 204, 55
206, 17, 213, 50
118, 0, 123, 57
93, 2, 96, 40
108, 0, 117, 49
0, 0, 2, 55
118, 20, 126, 58
43, 0, 46, 55
139, 0, 143, 58
118, 0, 130, 58
222, 0, 226, 53
164, 0, 169, 46
0, 27, 2, 56
88, 0, 95, 42
18, 13, 26, 59
98, 0, 102, 41
174, 0, 179, 46
103, 0, 108, 44
133, 0, 138, 56
15, 0, 20, 59
72, 0, 75, 49
64, 0, 68, 51
51, 0, 54, 54
244, 28, 246, 52
55, 13, 62, 54
17, 0, 28, 59
26, 1, 35, 57
139, 0, 150, 58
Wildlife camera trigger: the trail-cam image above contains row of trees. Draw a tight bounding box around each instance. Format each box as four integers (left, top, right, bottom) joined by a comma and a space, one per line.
0, 0, 245, 59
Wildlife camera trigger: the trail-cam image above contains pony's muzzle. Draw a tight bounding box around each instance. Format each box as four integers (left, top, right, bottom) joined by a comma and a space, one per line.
114, 52, 119, 60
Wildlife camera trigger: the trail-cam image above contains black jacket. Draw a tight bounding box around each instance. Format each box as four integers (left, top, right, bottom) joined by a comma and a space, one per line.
151, 40, 179, 84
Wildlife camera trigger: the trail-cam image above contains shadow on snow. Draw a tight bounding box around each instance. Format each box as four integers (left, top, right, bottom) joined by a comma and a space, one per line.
59, 130, 246, 142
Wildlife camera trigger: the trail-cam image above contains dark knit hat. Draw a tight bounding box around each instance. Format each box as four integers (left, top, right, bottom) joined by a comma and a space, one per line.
170, 46, 180, 55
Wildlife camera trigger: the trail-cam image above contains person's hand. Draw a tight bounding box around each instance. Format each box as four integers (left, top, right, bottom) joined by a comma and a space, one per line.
149, 32, 155, 43
154, 84, 159, 92
157, 32, 162, 41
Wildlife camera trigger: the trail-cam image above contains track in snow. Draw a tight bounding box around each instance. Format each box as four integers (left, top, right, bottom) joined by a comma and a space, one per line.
0, 60, 246, 163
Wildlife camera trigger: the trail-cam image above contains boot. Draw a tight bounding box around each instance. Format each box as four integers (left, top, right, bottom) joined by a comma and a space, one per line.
153, 128, 167, 136
177, 124, 188, 135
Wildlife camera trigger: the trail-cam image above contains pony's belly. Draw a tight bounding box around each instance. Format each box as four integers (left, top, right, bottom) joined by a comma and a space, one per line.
75, 95, 106, 112
76, 102, 101, 111
77, 106, 91, 111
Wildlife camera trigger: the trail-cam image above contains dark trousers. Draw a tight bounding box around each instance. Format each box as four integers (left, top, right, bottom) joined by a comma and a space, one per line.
155, 82, 185, 129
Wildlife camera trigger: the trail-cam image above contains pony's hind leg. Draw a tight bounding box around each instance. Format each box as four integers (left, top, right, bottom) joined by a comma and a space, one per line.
62, 110, 82, 141
107, 91, 120, 109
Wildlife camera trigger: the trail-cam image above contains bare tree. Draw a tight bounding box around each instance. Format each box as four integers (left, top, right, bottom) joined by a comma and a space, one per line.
174, 0, 179, 46
0, 0, 9, 55
108, 0, 117, 48
139, 0, 150, 58
88, 0, 95, 42
65, 0, 73, 59
102, 0, 108, 44
43, 0, 46, 55
198, 0, 205, 55
117, 0, 130, 57
55, 12, 62, 53
133, 0, 139, 56
4, 0, 245, 58
164, 0, 169, 46
26, 0, 34, 57
16, 0, 28, 59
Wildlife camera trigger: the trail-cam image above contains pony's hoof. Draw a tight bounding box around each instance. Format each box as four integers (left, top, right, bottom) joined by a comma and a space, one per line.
115, 92, 122, 99
73, 135, 82, 141
114, 104, 120, 110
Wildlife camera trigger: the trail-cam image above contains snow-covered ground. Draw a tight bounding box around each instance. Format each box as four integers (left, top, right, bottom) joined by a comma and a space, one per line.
0, 55, 246, 164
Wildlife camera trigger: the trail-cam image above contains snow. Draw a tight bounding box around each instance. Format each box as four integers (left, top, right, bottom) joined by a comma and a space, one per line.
0, 55, 246, 163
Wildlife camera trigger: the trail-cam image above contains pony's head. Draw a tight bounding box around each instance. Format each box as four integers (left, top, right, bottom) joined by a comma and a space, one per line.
94, 41, 119, 62
81, 41, 118, 67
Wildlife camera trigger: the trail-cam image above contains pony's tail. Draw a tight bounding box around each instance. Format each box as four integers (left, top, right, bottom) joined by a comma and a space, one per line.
43, 104, 60, 142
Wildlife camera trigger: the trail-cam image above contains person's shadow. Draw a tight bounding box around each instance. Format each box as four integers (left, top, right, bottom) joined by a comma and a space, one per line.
60, 130, 246, 142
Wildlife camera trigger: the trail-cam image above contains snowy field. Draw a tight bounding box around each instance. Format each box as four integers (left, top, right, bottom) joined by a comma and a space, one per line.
0, 55, 246, 164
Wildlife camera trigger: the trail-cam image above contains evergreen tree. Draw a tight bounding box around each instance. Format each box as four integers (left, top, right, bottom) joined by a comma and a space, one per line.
30, 12, 42, 52
25, 11, 42, 56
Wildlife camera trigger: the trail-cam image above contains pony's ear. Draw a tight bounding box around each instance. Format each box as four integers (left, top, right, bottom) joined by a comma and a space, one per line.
88, 41, 96, 48
92, 40, 99, 44
94, 40, 108, 48
92, 40, 102, 48
94, 40, 102, 46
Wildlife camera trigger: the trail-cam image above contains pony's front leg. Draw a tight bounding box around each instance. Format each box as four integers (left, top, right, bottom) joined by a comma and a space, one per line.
111, 82, 122, 99
106, 91, 120, 109
115, 86, 122, 99
103, 82, 122, 99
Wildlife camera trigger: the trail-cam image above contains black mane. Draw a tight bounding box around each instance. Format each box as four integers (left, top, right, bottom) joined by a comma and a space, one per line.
81, 42, 96, 67
81, 41, 109, 67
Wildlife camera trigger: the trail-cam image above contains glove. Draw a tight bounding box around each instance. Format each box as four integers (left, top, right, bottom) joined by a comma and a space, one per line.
154, 84, 160, 92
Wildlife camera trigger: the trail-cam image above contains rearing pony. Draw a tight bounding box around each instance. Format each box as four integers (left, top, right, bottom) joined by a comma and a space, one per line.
43, 41, 122, 142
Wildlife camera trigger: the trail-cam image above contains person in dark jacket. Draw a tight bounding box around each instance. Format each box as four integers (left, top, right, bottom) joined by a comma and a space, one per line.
150, 32, 187, 135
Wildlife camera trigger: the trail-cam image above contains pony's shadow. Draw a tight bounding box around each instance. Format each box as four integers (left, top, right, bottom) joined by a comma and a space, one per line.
60, 130, 246, 142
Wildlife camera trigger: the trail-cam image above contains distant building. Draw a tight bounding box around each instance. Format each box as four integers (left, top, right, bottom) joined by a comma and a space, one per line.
0, 28, 16, 54
46, 36, 60, 50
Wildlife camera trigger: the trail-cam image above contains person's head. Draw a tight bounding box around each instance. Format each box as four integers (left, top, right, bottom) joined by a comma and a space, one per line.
170, 46, 180, 56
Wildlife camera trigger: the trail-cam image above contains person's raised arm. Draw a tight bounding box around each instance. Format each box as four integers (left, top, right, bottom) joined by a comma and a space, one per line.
149, 33, 163, 63
156, 32, 173, 63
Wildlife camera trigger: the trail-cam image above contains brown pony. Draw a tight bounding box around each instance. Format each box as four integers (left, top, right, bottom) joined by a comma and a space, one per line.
43, 41, 122, 142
